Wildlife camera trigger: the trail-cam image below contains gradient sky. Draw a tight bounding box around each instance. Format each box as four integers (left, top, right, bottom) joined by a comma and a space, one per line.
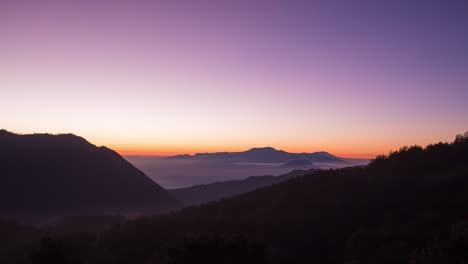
2, 0, 468, 158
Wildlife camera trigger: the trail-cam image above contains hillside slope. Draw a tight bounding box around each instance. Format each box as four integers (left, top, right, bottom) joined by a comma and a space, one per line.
170, 169, 312, 206
0, 130, 180, 223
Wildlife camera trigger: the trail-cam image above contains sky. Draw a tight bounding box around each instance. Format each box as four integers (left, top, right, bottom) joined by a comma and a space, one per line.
1, 0, 468, 158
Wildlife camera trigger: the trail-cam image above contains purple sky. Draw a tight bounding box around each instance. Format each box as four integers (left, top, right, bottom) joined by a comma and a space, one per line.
2, 0, 468, 157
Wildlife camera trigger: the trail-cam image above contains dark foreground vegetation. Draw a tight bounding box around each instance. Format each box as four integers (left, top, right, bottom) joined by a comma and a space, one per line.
1, 133, 468, 264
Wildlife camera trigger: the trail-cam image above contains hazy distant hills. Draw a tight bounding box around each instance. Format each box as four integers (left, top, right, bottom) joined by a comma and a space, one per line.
0, 130, 180, 223
132, 147, 352, 188
170, 169, 314, 206
280, 158, 314, 168
167, 146, 347, 164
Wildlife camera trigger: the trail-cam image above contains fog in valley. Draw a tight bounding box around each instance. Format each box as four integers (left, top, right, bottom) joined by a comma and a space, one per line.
125, 156, 369, 188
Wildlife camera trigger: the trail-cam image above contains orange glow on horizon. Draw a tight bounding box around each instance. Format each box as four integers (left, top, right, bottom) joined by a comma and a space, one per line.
109, 133, 463, 159
112, 133, 462, 159
3, 126, 463, 160
115, 145, 382, 159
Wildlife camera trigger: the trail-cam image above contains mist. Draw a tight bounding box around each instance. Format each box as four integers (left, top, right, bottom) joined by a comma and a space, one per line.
124, 156, 368, 188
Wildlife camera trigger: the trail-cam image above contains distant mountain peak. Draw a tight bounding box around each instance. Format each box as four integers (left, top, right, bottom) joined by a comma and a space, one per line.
247, 147, 282, 152
166, 146, 344, 164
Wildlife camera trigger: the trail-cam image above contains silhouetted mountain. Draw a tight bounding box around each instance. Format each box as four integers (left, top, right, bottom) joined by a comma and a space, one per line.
170, 169, 313, 206
0, 130, 180, 223
3, 133, 468, 264
167, 146, 346, 164
280, 158, 313, 168
7, 132, 465, 264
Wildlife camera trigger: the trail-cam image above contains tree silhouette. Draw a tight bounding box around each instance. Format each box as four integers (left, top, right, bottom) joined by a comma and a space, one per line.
30, 236, 82, 264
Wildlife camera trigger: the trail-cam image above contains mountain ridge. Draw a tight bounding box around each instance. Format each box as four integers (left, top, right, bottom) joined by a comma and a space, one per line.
169, 169, 313, 206
0, 130, 180, 224
167, 146, 346, 164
